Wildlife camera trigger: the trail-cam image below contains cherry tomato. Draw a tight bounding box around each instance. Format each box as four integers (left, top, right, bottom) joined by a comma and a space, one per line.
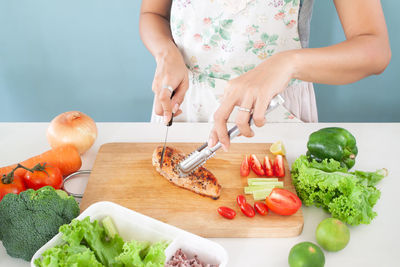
250, 154, 264, 176
240, 155, 250, 177
217, 206, 236, 219
236, 195, 247, 206
273, 155, 285, 177
0, 174, 26, 201
254, 201, 269, 216
240, 203, 255, 218
24, 164, 63, 190
263, 155, 274, 177
266, 188, 302, 216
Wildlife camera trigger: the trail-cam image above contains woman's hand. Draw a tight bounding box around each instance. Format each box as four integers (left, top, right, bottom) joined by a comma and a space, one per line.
209, 52, 295, 150
152, 45, 189, 124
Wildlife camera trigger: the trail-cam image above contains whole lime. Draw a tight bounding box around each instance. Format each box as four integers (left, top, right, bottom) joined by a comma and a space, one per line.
288, 242, 325, 267
316, 218, 350, 252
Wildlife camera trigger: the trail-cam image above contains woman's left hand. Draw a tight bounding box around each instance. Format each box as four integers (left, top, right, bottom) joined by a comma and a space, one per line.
208, 52, 296, 150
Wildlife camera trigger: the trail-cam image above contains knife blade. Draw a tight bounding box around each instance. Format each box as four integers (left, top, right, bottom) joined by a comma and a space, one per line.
159, 90, 176, 168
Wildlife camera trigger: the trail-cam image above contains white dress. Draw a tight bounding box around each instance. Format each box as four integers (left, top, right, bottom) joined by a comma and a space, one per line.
151, 0, 318, 123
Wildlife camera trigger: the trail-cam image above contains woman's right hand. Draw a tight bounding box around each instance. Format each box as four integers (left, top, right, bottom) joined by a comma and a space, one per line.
152, 45, 189, 124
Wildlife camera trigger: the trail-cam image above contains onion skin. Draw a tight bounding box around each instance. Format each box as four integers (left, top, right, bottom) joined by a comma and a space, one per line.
47, 111, 98, 154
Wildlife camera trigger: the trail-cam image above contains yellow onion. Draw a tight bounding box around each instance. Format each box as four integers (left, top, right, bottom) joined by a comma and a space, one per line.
47, 111, 97, 154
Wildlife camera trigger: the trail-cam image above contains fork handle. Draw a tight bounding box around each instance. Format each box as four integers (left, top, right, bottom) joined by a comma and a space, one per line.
209, 94, 284, 152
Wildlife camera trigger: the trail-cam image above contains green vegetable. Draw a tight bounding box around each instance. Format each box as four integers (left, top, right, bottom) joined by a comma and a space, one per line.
115, 240, 168, 267
35, 244, 103, 267
35, 216, 169, 267
60, 216, 124, 266
307, 127, 358, 169
0, 186, 79, 261
247, 178, 278, 184
244, 184, 282, 194
316, 218, 350, 252
102, 216, 119, 239
291, 155, 386, 225
288, 242, 325, 267
246, 178, 284, 200
252, 190, 272, 201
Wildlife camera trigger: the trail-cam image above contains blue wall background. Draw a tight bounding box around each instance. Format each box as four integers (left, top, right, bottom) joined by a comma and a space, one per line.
0, 0, 398, 122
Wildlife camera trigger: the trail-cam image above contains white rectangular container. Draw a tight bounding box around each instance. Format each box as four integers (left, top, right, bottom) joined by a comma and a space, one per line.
31, 201, 228, 266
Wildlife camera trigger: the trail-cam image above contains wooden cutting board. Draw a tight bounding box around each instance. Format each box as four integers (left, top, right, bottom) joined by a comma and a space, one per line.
80, 143, 303, 238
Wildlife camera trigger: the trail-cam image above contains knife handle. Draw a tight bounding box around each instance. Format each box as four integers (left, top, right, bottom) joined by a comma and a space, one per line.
167, 90, 176, 127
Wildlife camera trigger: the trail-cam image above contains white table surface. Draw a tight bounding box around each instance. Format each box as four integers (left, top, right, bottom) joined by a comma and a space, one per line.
0, 122, 399, 267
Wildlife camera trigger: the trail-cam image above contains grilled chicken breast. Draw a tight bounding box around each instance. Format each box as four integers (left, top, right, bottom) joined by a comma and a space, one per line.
152, 146, 221, 199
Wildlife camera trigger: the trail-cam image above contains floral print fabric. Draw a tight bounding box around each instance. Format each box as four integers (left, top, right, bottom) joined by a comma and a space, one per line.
151, 0, 318, 123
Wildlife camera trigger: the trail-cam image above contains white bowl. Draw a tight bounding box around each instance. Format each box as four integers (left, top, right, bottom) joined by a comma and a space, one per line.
31, 201, 228, 266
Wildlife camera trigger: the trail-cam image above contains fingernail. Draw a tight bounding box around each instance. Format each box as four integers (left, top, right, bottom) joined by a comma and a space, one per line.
163, 115, 168, 125
172, 104, 179, 113
208, 138, 214, 147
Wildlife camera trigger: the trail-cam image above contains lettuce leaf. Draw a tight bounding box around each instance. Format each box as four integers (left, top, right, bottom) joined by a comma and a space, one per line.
115, 240, 168, 267
34, 244, 103, 267
59, 217, 124, 266
291, 155, 386, 225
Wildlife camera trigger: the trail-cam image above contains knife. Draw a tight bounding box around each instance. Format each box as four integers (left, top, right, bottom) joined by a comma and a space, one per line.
159, 90, 176, 168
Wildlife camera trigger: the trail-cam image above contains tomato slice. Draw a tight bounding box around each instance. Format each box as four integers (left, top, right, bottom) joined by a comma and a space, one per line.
217, 206, 236, 219
263, 155, 274, 177
240, 203, 255, 218
254, 201, 269, 216
273, 155, 285, 177
250, 154, 265, 176
265, 188, 302, 216
236, 195, 247, 206
240, 155, 250, 177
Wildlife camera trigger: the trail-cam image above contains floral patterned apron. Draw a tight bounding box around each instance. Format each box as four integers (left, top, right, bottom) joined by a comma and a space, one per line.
151, 0, 318, 123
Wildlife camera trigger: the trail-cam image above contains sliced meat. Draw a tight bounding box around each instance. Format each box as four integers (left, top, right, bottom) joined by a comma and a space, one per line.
152, 146, 221, 200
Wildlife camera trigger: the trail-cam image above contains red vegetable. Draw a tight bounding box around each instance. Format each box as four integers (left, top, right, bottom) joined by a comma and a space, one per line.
266, 188, 302, 216
250, 154, 264, 176
263, 155, 274, 177
217, 206, 236, 219
240, 203, 255, 218
237, 195, 247, 206
24, 163, 63, 190
254, 201, 269, 216
0, 174, 26, 201
0, 164, 29, 201
240, 155, 250, 177
273, 155, 285, 177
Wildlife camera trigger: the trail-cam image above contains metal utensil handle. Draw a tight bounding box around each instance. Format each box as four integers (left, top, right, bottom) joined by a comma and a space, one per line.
209, 94, 284, 153
62, 170, 91, 198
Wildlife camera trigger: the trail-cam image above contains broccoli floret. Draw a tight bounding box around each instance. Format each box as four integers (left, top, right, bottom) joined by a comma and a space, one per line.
0, 186, 79, 261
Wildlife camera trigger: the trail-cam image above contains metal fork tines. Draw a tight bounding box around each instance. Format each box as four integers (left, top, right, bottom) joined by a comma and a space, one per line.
177, 143, 220, 177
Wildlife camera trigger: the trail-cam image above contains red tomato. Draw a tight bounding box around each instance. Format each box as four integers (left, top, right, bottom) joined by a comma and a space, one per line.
240, 203, 255, 218
254, 201, 269, 216
266, 188, 302, 216
24, 164, 63, 190
250, 154, 264, 176
263, 155, 274, 177
0, 174, 26, 201
217, 206, 236, 219
240, 155, 250, 177
273, 155, 285, 177
236, 195, 247, 206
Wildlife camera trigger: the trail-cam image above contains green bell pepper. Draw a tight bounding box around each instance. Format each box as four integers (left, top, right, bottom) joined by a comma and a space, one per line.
306, 127, 358, 169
